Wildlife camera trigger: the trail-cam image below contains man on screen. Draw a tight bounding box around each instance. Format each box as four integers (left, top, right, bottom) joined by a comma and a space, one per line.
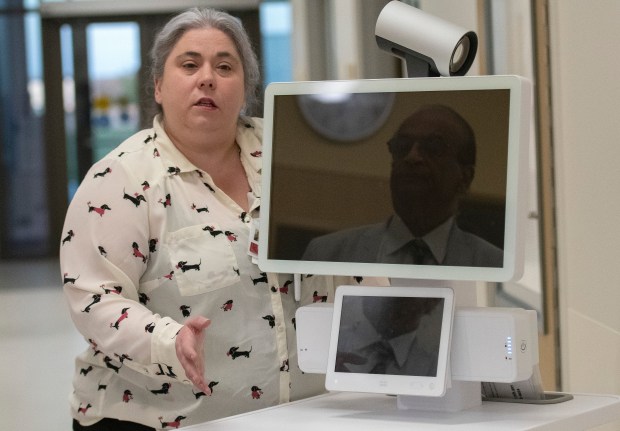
334, 296, 443, 376
303, 104, 503, 267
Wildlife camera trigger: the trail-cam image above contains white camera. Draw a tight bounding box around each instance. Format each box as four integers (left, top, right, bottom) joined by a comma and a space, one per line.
375, 1, 478, 77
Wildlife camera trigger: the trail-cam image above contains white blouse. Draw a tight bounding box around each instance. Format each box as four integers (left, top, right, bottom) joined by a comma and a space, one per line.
60, 115, 351, 429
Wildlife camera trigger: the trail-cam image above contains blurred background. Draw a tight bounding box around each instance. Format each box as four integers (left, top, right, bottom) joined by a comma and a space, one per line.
1, 1, 619, 430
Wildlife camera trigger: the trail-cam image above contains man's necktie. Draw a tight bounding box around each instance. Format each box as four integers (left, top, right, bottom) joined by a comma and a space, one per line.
369, 340, 396, 374
411, 238, 435, 265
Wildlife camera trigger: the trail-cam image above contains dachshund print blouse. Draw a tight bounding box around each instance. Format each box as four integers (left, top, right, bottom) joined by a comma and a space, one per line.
60, 115, 346, 429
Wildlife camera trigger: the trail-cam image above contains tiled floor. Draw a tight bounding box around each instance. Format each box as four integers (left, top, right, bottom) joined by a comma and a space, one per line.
0, 258, 85, 430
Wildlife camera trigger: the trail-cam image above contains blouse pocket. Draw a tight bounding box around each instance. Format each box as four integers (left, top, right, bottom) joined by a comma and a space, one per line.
166, 224, 240, 296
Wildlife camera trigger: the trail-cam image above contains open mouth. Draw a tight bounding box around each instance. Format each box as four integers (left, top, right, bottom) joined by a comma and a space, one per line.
195, 98, 217, 108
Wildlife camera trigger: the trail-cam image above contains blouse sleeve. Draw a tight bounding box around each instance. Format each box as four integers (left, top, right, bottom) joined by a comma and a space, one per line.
60, 155, 187, 383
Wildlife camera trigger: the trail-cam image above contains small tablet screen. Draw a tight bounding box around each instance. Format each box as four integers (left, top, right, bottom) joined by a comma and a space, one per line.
325, 285, 454, 397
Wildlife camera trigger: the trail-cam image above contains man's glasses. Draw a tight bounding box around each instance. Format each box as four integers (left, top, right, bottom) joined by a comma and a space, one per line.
387, 135, 455, 160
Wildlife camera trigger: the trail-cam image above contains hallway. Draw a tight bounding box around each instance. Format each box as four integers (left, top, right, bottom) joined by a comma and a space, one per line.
0, 258, 84, 430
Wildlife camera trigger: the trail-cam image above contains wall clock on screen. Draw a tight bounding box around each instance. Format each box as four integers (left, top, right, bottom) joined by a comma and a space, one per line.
297, 92, 395, 142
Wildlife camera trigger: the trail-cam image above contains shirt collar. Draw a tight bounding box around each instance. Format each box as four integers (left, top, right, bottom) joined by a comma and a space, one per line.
237, 117, 263, 199
150, 115, 263, 198
151, 115, 200, 175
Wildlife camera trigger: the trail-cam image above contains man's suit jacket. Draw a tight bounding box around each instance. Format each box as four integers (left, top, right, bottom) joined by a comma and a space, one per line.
303, 220, 503, 268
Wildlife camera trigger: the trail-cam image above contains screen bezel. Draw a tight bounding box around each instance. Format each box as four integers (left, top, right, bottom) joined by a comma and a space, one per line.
324, 285, 455, 397
258, 75, 531, 282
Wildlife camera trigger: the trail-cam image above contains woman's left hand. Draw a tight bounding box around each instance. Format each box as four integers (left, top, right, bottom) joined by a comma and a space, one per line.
175, 315, 212, 393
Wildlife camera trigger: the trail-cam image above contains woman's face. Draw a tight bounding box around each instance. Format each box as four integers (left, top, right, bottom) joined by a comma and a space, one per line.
154, 27, 245, 139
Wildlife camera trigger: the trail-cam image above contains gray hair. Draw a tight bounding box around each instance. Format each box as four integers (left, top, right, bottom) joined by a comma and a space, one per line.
148, 7, 260, 118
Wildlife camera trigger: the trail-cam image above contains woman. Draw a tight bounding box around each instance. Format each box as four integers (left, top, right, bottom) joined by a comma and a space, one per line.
61, 8, 330, 430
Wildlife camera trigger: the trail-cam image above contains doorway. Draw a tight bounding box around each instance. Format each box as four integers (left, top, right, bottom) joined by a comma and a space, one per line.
60, 20, 143, 197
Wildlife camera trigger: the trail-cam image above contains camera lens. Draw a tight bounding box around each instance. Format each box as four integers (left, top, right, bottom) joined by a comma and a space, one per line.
450, 36, 471, 74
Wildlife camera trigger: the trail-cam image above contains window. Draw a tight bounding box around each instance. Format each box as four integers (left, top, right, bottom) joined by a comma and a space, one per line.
260, 1, 292, 85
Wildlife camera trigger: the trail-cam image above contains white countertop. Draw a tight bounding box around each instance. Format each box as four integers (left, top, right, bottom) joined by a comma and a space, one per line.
181, 391, 620, 431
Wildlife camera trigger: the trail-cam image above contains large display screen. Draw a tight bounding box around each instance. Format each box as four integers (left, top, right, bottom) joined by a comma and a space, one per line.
259, 76, 531, 282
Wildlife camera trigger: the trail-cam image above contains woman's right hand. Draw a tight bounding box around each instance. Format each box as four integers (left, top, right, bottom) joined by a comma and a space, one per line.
175, 315, 212, 394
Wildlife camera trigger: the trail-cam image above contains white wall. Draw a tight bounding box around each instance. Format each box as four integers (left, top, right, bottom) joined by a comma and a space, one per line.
548, 1, 620, 429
